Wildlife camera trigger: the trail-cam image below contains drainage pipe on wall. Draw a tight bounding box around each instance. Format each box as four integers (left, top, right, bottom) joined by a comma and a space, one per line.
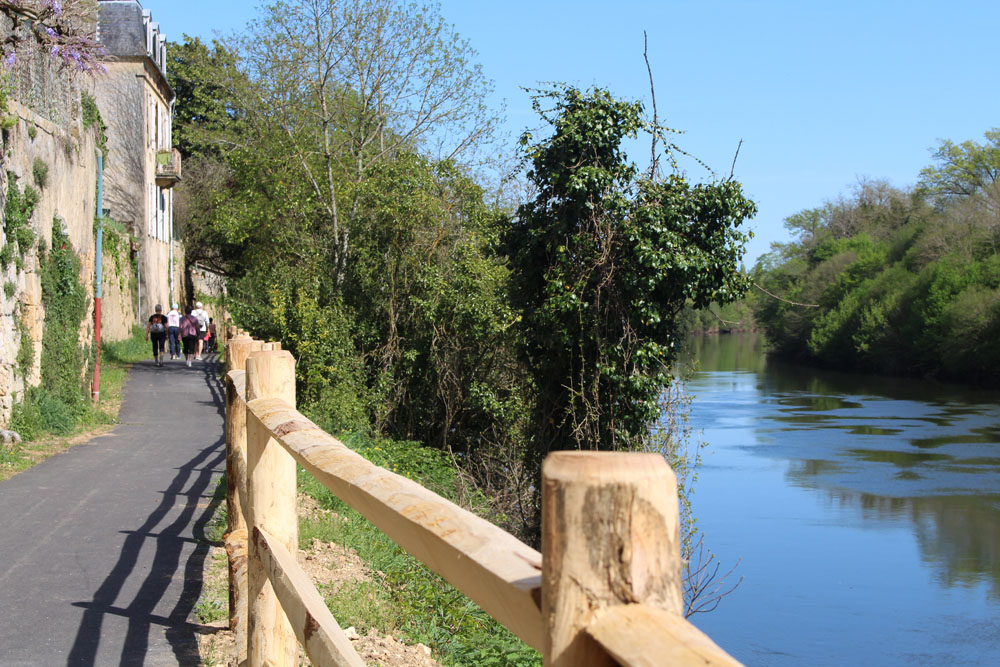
92, 151, 103, 403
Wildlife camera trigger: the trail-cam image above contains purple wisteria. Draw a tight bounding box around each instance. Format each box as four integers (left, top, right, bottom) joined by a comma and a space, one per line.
0, 0, 105, 74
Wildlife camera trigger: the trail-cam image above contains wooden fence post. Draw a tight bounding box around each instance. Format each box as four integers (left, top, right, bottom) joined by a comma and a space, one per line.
245, 350, 298, 666
541, 451, 683, 666
224, 335, 263, 663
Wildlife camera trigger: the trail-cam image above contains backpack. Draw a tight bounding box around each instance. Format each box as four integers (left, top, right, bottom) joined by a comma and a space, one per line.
150, 316, 165, 334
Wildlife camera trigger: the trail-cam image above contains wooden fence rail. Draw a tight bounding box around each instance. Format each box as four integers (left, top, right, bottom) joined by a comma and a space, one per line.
222, 327, 741, 666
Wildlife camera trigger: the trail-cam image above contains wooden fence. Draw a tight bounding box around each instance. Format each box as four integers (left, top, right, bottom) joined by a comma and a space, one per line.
222, 328, 742, 666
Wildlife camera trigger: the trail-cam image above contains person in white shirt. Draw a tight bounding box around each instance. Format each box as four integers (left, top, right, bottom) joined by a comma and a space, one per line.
191, 301, 210, 360
166, 303, 182, 360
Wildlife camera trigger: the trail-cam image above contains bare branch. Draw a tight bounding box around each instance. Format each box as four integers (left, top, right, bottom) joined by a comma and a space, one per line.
729, 139, 743, 180
643, 30, 659, 179
753, 281, 820, 307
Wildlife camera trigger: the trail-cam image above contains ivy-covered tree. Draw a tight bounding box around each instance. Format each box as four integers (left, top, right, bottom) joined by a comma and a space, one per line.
508, 86, 756, 465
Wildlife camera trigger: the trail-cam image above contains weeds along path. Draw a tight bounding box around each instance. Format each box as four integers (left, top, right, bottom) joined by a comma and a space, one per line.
0, 354, 226, 666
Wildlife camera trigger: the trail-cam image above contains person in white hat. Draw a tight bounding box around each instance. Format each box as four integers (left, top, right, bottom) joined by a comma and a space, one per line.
166, 302, 182, 360
191, 301, 210, 360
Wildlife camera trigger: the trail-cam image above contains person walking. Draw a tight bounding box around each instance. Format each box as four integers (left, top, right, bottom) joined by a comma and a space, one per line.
145, 304, 168, 367
192, 301, 209, 360
166, 302, 182, 360
206, 317, 218, 354
179, 306, 200, 367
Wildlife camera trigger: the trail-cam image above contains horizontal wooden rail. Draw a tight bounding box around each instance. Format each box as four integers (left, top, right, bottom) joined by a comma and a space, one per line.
587, 605, 741, 666
223, 327, 741, 667
253, 526, 364, 667
245, 394, 545, 650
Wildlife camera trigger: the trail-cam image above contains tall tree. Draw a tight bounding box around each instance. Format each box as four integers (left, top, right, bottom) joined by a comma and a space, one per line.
508, 86, 756, 466
234, 0, 498, 285
167, 36, 243, 159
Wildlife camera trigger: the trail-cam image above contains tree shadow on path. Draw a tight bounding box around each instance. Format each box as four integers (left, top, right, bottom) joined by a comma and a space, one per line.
67, 358, 228, 666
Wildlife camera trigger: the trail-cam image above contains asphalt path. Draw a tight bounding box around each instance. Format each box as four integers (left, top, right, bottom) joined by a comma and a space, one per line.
0, 354, 226, 666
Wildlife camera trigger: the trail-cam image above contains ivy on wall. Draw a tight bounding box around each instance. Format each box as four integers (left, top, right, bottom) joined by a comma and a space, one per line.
39, 217, 88, 409
95, 214, 132, 292
1, 173, 38, 272
10, 218, 89, 438
80, 90, 107, 160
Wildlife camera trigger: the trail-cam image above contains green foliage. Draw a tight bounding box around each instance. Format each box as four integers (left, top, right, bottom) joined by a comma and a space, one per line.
9, 387, 74, 440
508, 86, 755, 464
15, 310, 33, 374
918, 128, 1000, 209
3, 280, 13, 298
298, 434, 539, 666
230, 270, 369, 434
96, 215, 132, 292
80, 90, 107, 159
2, 173, 39, 270
36, 218, 89, 422
31, 157, 48, 189
102, 325, 154, 365
26, 122, 36, 140
753, 132, 1000, 384
166, 36, 243, 159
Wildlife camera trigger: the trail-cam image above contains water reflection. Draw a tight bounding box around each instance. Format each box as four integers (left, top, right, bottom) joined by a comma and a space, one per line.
687, 334, 1000, 661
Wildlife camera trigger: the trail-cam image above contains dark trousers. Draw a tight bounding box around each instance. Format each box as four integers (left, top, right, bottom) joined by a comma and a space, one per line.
168, 326, 181, 357
150, 332, 166, 357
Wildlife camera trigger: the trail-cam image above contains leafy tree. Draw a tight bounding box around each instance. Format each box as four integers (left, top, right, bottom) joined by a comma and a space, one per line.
234, 0, 499, 285
344, 153, 522, 457
167, 36, 243, 159
508, 86, 756, 468
919, 129, 1000, 212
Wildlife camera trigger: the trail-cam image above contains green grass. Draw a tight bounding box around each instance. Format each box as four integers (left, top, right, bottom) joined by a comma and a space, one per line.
2, 326, 152, 478
298, 435, 541, 667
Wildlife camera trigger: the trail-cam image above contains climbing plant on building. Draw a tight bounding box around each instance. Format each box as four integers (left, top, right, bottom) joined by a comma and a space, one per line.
2, 172, 38, 271
9, 217, 89, 440
38, 217, 88, 417
31, 157, 47, 188
95, 214, 131, 291
80, 90, 107, 159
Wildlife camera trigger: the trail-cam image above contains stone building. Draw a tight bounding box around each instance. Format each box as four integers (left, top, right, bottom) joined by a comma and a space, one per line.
94, 0, 183, 321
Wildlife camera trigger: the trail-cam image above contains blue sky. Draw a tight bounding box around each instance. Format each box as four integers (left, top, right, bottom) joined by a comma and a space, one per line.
145, 0, 1000, 265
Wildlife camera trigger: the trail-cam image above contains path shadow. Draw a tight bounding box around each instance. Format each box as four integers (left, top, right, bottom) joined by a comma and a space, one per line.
67, 359, 227, 666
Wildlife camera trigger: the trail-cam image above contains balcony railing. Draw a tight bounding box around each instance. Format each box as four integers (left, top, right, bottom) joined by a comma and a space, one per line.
155, 148, 182, 188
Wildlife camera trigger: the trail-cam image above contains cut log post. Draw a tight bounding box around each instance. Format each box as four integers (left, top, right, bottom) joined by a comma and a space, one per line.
541, 451, 683, 666
245, 350, 298, 666
224, 336, 263, 661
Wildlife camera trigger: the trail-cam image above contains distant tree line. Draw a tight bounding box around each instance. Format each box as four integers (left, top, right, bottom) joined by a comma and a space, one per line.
751, 130, 1000, 384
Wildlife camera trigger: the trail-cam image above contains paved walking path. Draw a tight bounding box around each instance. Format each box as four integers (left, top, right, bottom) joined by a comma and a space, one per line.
0, 355, 226, 666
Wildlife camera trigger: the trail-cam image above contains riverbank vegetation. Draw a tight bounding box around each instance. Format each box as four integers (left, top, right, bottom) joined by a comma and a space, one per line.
168, 0, 753, 539
170, 0, 755, 656
751, 130, 1000, 385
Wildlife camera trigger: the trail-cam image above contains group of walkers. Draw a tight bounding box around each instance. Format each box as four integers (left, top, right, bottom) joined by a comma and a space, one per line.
145, 301, 217, 367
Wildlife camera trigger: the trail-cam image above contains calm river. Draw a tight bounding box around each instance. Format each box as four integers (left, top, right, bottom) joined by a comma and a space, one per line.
684, 333, 1000, 666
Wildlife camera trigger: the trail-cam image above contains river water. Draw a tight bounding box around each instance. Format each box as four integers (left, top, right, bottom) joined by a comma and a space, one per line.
684, 333, 1000, 666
